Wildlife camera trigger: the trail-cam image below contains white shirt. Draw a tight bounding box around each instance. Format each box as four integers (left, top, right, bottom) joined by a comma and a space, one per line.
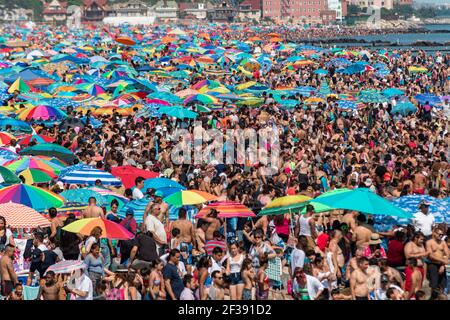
292, 275, 324, 300
180, 288, 195, 300
144, 214, 167, 249
291, 248, 305, 275
73, 274, 93, 300
132, 188, 144, 200
412, 211, 435, 237
375, 284, 404, 300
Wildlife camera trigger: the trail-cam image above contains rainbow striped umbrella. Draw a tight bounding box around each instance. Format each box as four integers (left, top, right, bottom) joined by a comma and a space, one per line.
163, 190, 217, 207
62, 218, 134, 240
0, 202, 51, 228
18, 168, 54, 184
17, 105, 67, 121
18, 134, 55, 146
4, 156, 63, 176
195, 201, 255, 218
0, 184, 64, 211
0, 166, 21, 185
259, 195, 312, 216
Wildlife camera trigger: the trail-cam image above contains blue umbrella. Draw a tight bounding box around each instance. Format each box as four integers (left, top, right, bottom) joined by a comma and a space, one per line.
58, 164, 122, 186
415, 94, 441, 105
143, 178, 185, 193
314, 69, 328, 75
391, 101, 417, 115
118, 197, 152, 223
392, 195, 449, 223
337, 100, 357, 110
60, 189, 107, 206
382, 88, 404, 97
0, 116, 32, 133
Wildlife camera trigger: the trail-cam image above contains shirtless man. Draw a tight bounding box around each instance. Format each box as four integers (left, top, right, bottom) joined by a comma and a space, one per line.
425, 227, 449, 291
342, 211, 358, 232
203, 210, 222, 241
378, 259, 404, 288
350, 257, 370, 300
195, 220, 208, 254
170, 208, 195, 246
0, 244, 18, 297
405, 258, 423, 300
329, 230, 345, 279
352, 214, 373, 248
404, 231, 428, 282
48, 207, 63, 239
82, 197, 104, 219
37, 271, 63, 300
346, 246, 364, 281
412, 168, 427, 195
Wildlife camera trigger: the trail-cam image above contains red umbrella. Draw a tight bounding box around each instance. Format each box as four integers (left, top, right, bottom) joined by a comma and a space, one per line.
111, 165, 159, 189
18, 134, 55, 146
115, 36, 136, 46
195, 201, 255, 218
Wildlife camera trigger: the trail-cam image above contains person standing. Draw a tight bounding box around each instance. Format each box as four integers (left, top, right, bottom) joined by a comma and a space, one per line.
208, 270, 225, 300
425, 227, 449, 292
0, 216, 15, 251
37, 271, 64, 300
412, 201, 435, 239
180, 274, 197, 300
132, 177, 145, 200
162, 249, 184, 300
84, 243, 105, 297
82, 197, 104, 219
225, 242, 245, 300
295, 205, 317, 251
241, 258, 255, 300
0, 244, 18, 297
350, 257, 370, 300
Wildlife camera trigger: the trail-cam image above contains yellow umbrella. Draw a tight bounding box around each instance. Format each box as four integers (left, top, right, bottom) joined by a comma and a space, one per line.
236, 81, 257, 91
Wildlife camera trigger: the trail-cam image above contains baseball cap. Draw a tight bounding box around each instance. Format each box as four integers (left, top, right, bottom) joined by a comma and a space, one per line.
154, 190, 163, 197
419, 200, 431, 207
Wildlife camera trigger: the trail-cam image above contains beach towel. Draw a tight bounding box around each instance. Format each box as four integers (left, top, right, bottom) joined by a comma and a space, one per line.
23, 285, 40, 300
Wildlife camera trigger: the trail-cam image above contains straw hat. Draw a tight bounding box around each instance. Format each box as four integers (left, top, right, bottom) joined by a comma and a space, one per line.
369, 233, 382, 245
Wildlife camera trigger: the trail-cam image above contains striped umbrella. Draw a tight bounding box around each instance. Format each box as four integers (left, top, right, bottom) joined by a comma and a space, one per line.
18, 134, 55, 146
163, 190, 218, 207
0, 184, 64, 211
0, 202, 51, 228
18, 168, 54, 184
62, 218, 134, 240
17, 105, 67, 121
19, 143, 76, 164
58, 164, 122, 186
118, 198, 151, 223
42, 201, 86, 219
45, 260, 86, 275
4, 156, 63, 176
195, 201, 255, 218
259, 195, 312, 216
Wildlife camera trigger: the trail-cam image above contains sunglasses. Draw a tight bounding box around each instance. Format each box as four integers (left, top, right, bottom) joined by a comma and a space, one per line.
216, 277, 223, 280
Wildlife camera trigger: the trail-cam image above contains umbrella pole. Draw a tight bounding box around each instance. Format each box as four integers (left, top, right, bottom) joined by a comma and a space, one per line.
224, 218, 227, 243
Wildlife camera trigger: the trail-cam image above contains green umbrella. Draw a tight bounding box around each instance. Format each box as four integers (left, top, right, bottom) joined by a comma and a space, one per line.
301, 188, 351, 213
19, 143, 76, 164
60, 189, 106, 206
0, 167, 21, 185
311, 188, 411, 218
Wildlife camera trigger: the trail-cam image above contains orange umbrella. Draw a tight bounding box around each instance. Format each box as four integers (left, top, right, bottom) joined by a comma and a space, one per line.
115, 36, 136, 46
270, 37, 283, 43
196, 56, 215, 64
267, 33, 280, 38
248, 36, 262, 42
161, 36, 176, 44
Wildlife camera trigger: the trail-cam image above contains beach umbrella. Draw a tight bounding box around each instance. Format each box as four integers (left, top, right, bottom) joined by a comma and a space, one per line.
42, 201, 86, 219
18, 134, 55, 146
117, 197, 151, 223
414, 94, 441, 105
0, 202, 51, 228
110, 165, 159, 189
18, 168, 54, 184
314, 69, 328, 75
45, 260, 86, 275
62, 218, 134, 240
60, 189, 106, 206
4, 156, 62, 176
301, 188, 351, 214
311, 188, 411, 218
8, 77, 30, 94
17, 105, 67, 121
0, 132, 15, 145
391, 101, 417, 115
143, 177, 185, 193
158, 106, 198, 119
163, 190, 217, 207
195, 201, 255, 219
0, 167, 21, 185
19, 143, 76, 164
0, 184, 64, 211
0, 116, 32, 133
358, 91, 389, 103
382, 88, 404, 97
58, 164, 122, 186
337, 100, 357, 110
392, 195, 449, 223
259, 195, 312, 216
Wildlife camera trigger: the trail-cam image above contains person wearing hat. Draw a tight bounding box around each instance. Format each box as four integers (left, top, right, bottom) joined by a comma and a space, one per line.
374, 273, 405, 300
143, 190, 169, 225
412, 200, 435, 239
363, 233, 387, 262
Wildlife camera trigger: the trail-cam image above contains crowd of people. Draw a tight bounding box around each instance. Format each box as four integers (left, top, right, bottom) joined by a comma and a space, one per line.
0, 23, 449, 300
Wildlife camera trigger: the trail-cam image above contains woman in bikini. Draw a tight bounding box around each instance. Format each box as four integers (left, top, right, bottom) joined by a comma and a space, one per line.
149, 259, 166, 300
196, 255, 212, 300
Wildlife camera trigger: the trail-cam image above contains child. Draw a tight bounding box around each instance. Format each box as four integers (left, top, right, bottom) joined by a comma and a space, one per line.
170, 228, 181, 250
8, 283, 23, 300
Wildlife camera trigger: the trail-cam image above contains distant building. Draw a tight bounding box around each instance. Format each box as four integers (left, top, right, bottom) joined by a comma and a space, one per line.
394, 0, 413, 6
152, 0, 179, 22
42, 0, 68, 24
328, 0, 345, 21
262, 0, 328, 23
349, 0, 393, 9
82, 0, 109, 22
107, 0, 152, 17
208, 1, 236, 22
178, 2, 208, 20
238, 0, 262, 22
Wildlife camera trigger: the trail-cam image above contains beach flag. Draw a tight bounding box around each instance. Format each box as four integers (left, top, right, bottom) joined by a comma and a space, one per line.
8, 77, 30, 94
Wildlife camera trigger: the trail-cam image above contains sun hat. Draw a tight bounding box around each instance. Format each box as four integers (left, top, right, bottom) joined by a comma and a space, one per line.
369, 233, 382, 245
